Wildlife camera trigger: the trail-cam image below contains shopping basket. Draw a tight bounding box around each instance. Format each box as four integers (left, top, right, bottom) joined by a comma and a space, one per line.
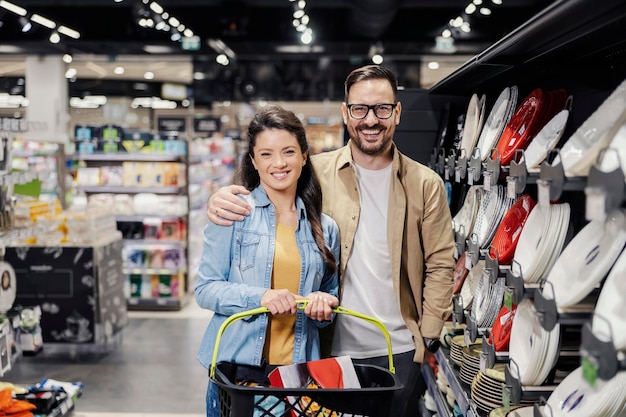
209, 301, 403, 417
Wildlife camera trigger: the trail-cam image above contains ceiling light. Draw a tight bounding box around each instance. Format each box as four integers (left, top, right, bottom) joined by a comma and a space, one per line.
371, 54, 383, 64
170, 32, 181, 41
292, 19, 299, 27
62, 54, 73, 63
65, 68, 77, 78
149, 2, 163, 14
442, 29, 452, 38
58, 25, 80, 39
49, 31, 60, 43
428, 61, 440, 70
183, 28, 193, 37
460, 22, 471, 32
216, 54, 229, 66
144, 71, 155, 80
168, 16, 179, 27
0, 1, 26, 16
300, 31, 313, 45
465, 4, 477, 14
301, 14, 309, 25
293, 9, 305, 19
492, 0, 502, 4
114, 66, 125, 75
480, 7, 492, 15
31, 13, 56, 29
19, 16, 31, 32
473, 0, 483, 4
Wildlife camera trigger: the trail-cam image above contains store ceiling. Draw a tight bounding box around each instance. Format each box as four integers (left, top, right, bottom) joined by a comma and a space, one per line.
0, 0, 553, 100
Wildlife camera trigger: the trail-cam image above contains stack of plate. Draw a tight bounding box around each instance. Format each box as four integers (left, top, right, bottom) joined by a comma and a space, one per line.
471, 274, 506, 329
489, 194, 537, 264
561, 77, 626, 177
440, 321, 467, 349
489, 304, 517, 352
592, 247, 626, 350
472, 185, 514, 250
512, 203, 571, 283
525, 109, 570, 172
546, 366, 626, 416
458, 93, 487, 156
476, 86, 519, 161
509, 299, 561, 386
543, 209, 626, 309
471, 364, 535, 414
453, 252, 470, 294
598, 122, 626, 178
459, 343, 483, 384
449, 334, 479, 367
452, 185, 483, 237
494, 88, 547, 166
459, 260, 484, 312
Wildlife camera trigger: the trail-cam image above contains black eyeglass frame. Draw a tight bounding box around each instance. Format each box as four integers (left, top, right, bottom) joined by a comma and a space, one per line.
346, 103, 398, 120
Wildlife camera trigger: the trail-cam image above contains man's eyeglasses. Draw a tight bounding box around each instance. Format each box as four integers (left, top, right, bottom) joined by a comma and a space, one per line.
346, 103, 397, 120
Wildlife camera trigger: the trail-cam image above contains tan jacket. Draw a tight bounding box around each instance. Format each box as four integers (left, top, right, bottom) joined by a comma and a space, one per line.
311, 141, 455, 362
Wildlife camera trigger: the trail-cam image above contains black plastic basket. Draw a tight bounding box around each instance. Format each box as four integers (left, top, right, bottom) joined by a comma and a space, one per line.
209, 304, 403, 417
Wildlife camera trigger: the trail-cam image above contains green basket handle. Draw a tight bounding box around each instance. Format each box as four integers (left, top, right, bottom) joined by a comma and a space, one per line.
209, 300, 395, 378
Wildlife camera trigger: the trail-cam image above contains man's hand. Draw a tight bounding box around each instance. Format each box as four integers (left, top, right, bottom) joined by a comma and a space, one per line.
207, 185, 252, 226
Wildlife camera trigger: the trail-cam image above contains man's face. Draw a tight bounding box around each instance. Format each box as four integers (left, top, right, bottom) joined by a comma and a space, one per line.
341, 78, 401, 157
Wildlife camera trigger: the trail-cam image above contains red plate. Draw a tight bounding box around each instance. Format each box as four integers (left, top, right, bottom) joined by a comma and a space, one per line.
453, 252, 470, 294
489, 304, 517, 352
494, 88, 545, 165
489, 194, 537, 264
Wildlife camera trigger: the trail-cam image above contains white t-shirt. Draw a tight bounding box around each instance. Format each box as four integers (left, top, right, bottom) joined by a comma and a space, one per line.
331, 162, 414, 358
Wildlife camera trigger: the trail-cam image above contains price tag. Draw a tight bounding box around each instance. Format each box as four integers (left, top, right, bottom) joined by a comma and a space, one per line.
502, 387, 511, 411
455, 167, 461, 183
585, 188, 606, 221
483, 171, 492, 192
465, 252, 473, 270
538, 180, 550, 206
582, 356, 598, 387
504, 288, 513, 311
468, 167, 474, 185
507, 176, 517, 199
480, 351, 487, 373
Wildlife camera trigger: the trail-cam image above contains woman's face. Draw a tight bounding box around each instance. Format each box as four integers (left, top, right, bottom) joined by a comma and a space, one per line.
251, 128, 306, 195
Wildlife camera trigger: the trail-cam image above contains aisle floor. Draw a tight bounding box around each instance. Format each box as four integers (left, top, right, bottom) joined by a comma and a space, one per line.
2, 297, 213, 417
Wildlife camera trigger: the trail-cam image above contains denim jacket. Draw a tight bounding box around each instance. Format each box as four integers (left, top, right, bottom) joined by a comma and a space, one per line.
195, 186, 340, 370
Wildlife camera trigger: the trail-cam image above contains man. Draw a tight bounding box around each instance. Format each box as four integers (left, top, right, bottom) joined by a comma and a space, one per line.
207, 65, 455, 417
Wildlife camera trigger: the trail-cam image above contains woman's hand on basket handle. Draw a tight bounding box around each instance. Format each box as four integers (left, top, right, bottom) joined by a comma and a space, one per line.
261, 289, 299, 315
207, 185, 251, 226
303, 292, 338, 322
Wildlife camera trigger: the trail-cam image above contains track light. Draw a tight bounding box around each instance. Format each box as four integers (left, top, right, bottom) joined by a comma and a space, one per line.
18, 16, 30, 32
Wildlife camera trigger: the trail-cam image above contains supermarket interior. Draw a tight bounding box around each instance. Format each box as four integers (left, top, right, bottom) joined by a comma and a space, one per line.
1, 0, 626, 416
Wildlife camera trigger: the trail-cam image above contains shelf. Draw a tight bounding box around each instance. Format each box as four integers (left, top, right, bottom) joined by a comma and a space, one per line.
429, 0, 626, 95
77, 185, 184, 194
422, 363, 453, 417
123, 267, 185, 275
116, 214, 186, 222
436, 349, 471, 415
75, 153, 182, 162
127, 297, 183, 311
122, 239, 186, 247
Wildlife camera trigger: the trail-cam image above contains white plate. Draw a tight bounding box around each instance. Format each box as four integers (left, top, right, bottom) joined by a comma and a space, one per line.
509, 299, 539, 384
545, 209, 626, 308
561, 78, 626, 176
460, 260, 484, 311
592, 247, 626, 349
459, 93, 481, 156
547, 366, 626, 417
525, 109, 570, 170
513, 203, 549, 282
599, 123, 626, 178
477, 87, 512, 161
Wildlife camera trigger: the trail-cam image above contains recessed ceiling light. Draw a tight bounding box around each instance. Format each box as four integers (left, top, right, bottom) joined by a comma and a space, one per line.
114, 66, 125, 75
143, 44, 174, 54
144, 71, 155, 80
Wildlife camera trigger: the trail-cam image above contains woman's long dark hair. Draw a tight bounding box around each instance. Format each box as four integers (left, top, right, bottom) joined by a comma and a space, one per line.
239, 105, 337, 274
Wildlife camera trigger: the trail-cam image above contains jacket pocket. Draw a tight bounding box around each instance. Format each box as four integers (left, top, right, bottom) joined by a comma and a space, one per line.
236, 233, 261, 271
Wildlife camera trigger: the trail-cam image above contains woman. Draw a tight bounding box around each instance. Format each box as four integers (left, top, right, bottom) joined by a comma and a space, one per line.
195, 105, 340, 417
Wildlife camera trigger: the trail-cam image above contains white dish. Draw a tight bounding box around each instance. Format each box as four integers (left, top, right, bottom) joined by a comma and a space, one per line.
547, 366, 626, 417
599, 123, 626, 178
513, 203, 549, 282
509, 299, 538, 384
477, 87, 512, 161
545, 209, 626, 308
459, 93, 481, 156
592, 246, 626, 349
561, 78, 626, 176
525, 109, 570, 170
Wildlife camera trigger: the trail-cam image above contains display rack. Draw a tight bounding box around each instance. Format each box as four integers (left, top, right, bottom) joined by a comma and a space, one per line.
73, 137, 236, 311
427, 0, 626, 414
